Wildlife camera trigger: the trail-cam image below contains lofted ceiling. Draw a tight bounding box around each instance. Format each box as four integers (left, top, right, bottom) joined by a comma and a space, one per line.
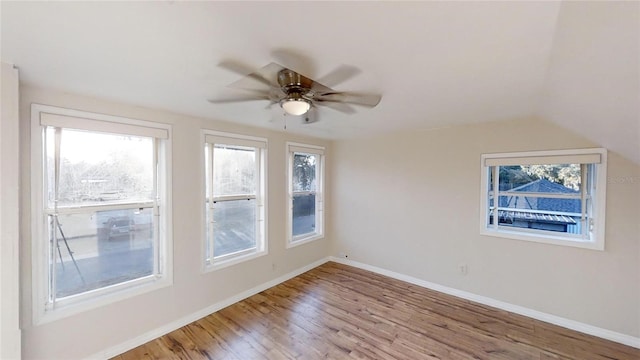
1, 1, 638, 163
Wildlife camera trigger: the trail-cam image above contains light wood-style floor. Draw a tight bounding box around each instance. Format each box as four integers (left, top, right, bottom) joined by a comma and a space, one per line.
113, 262, 639, 359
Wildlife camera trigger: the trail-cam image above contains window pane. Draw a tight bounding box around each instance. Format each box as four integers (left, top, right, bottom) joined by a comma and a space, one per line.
498, 164, 581, 192
293, 153, 317, 192
213, 199, 256, 258
205, 144, 211, 198
47, 128, 154, 207
51, 208, 154, 299
213, 146, 255, 197
45, 127, 55, 208
488, 167, 495, 209
205, 201, 210, 261
293, 193, 316, 236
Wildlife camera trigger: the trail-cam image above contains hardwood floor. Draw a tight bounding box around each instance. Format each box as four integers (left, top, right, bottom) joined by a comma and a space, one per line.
113, 262, 639, 359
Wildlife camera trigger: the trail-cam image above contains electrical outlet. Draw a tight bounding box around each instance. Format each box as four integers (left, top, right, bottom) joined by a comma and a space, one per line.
458, 263, 468, 275
271, 263, 277, 271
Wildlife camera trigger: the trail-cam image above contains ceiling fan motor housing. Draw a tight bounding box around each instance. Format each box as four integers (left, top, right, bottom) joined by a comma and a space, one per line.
278, 69, 313, 96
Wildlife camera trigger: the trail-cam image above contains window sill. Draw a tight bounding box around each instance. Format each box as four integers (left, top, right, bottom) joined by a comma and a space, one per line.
287, 234, 324, 249
480, 228, 604, 251
204, 249, 267, 273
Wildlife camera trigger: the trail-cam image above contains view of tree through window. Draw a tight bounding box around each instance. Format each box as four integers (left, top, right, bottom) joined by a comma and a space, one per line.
497, 164, 581, 191
292, 153, 318, 237
293, 153, 317, 192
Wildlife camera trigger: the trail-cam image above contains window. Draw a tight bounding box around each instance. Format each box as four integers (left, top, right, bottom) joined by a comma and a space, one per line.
480, 148, 607, 250
203, 131, 266, 269
287, 142, 324, 246
31, 104, 172, 324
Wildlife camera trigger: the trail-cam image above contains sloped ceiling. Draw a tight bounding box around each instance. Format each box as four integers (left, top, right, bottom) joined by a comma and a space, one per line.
1, 1, 638, 163
539, 1, 639, 164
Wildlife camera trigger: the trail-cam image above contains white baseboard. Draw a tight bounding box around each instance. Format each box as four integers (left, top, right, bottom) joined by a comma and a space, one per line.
89, 257, 331, 360
329, 256, 640, 349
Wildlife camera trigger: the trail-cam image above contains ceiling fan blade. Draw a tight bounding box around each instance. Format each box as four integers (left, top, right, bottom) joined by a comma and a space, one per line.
227, 62, 287, 91
218, 60, 274, 87
208, 94, 271, 104
313, 100, 357, 114
308, 80, 335, 96
208, 87, 273, 103
315, 92, 382, 108
218, 60, 255, 76
316, 65, 362, 88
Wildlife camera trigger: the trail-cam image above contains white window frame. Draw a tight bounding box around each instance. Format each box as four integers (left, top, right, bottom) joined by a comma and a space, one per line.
286, 142, 325, 248
480, 148, 607, 250
31, 104, 173, 325
202, 130, 267, 271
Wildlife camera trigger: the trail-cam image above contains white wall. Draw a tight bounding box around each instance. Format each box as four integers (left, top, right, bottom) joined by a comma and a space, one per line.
18, 85, 330, 359
1, 62, 21, 359
329, 118, 640, 338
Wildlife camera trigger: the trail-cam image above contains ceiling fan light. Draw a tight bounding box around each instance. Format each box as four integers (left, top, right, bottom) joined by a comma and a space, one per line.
281, 98, 311, 116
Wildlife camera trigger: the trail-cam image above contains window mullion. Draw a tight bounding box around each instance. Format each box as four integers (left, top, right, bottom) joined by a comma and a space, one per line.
50, 202, 155, 215
213, 194, 256, 202
292, 190, 316, 196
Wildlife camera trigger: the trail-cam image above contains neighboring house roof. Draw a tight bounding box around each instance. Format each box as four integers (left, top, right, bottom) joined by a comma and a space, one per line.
493, 209, 577, 225
500, 179, 581, 214
509, 178, 578, 194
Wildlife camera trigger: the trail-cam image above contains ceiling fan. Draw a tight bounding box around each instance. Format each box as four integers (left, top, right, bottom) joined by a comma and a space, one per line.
209, 61, 382, 122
